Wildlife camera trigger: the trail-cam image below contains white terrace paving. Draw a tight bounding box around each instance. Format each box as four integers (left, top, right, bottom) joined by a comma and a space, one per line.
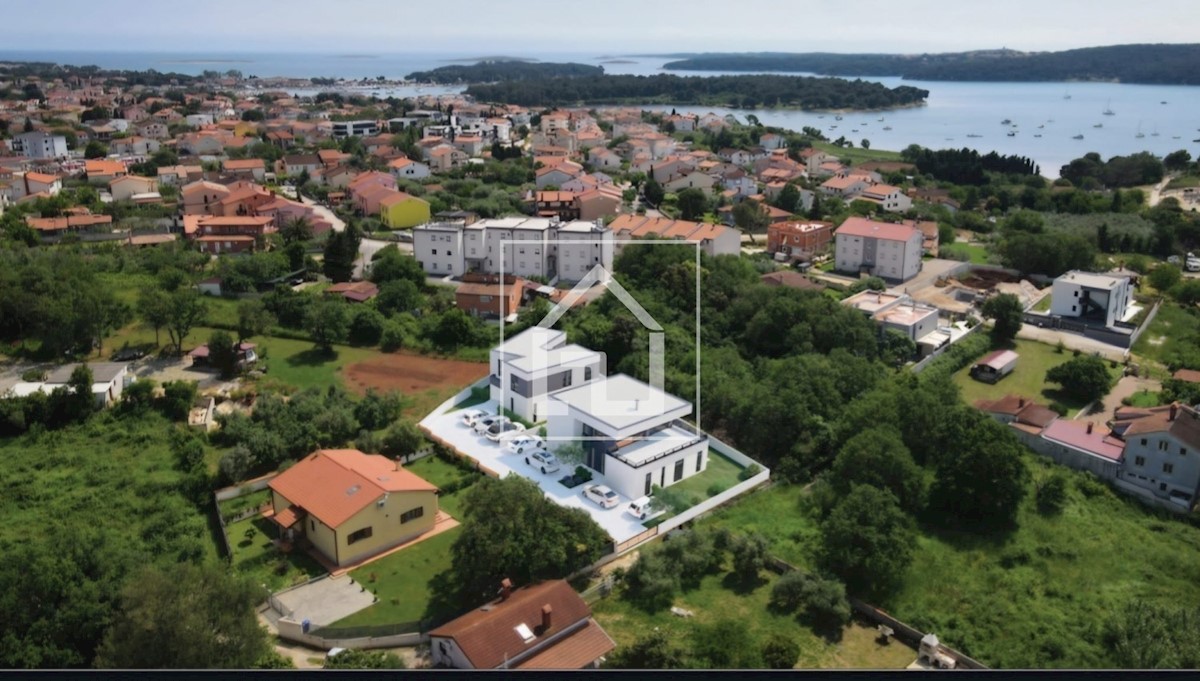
422, 400, 653, 543
272, 574, 375, 629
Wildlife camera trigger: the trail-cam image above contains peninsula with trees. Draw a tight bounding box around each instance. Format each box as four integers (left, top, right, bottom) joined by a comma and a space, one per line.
659, 43, 1200, 85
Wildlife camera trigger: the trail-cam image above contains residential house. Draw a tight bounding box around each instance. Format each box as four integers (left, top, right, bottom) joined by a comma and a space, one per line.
84, 159, 128, 185
181, 180, 231, 215
855, 183, 913, 213
718, 148, 753, 166
587, 147, 621, 171
109, 136, 160, 157
353, 183, 398, 218
318, 149, 351, 168
322, 165, 358, 189
663, 171, 716, 194
387, 157, 431, 180
488, 326, 606, 423
535, 163, 584, 189
797, 148, 835, 175
452, 134, 485, 157
834, 217, 924, 282
534, 191, 580, 221
843, 290, 945, 356
413, 221, 466, 277
267, 449, 438, 567
903, 219, 940, 256
327, 281, 380, 303
414, 217, 612, 284
575, 187, 621, 222
9, 362, 130, 408
222, 158, 267, 182
1050, 271, 1135, 329
456, 274, 525, 321
156, 164, 203, 186
428, 579, 615, 670
759, 132, 785, 150
607, 215, 739, 259
135, 120, 169, 139
25, 213, 114, 239
18, 171, 62, 197
428, 145, 468, 173
189, 342, 258, 370
760, 270, 823, 291
380, 191, 432, 229
186, 215, 275, 254
331, 120, 380, 138
11, 131, 68, 159
279, 154, 322, 178
557, 219, 614, 283
108, 175, 158, 202
820, 174, 872, 199
1111, 403, 1200, 508
767, 221, 834, 261
548, 373, 710, 501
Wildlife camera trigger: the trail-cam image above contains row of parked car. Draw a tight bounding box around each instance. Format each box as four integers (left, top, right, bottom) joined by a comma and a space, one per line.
457, 408, 625, 510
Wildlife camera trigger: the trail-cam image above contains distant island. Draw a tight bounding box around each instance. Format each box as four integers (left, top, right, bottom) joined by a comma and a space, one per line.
407, 60, 603, 83
466, 73, 928, 110
440, 55, 540, 64
660, 44, 1200, 85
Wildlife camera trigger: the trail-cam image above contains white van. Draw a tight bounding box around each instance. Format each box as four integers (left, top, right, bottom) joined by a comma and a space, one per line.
626, 497, 654, 520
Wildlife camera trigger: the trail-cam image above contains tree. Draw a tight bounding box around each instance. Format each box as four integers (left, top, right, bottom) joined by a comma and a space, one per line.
432, 307, 476, 350
1036, 472, 1069, 514
929, 412, 1030, 529
1148, 264, 1182, 292
323, 649, 406, 669
1170, 279, 1200, 306
730, 532, 768, 583
219, 445, 255, 484
733, 198, 769, 235
818, 485, 915, 599
137, 289, 172, 348
235, 299, 275, 342
761, 634, 800, 669
323, 224, 362, 283
84, 141, 108, 159
448, 476, 608, 605
376, 279, 422, 316
676, 188, 709, 221
1046, 355, 1113, 403
165, 289, 207, 355
381, 420, 423, 459
280, 215, 312, 244
607, 629, 687, 669
690, 619, 760, 669
206, 330, 239, 379
643, 178, 665, 206
774, 183, 801, 213
807, 192, 824, 220
348, 306, 385, 346
829, 426, 926, 512
94, 563, 268, 669
769, 571, 850, 637
1163, 149, 1193, 173
980, 293, 1025, 345
354, 390, 404, 431
369, 246, 425, 286
305, 298, 350, 351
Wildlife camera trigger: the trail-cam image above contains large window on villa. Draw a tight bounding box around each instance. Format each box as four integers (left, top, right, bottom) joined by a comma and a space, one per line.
347, 527, 373, 545
674, 459, 685, 482
400, 506, 425, 524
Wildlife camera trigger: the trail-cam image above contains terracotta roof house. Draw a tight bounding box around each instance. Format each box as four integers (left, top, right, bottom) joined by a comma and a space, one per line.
268, 449, 439, 568
1172, 369, 1200, 384
429, 579, 615, 670
222, 158, 267, 182
455, 277, 525, 319
761, 270, 823, 291
327, 281, 380, 303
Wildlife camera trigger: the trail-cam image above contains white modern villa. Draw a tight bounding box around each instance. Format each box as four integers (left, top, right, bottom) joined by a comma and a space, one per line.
546, 374, 709, 501
489, 327, 606, 423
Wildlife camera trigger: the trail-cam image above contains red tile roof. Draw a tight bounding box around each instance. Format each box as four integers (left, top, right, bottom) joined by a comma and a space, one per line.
1120, 403, 1200, 450
268, 449, 436, 529
513, 619, 615, 669
273, 505, 304, 529
429, 580, 601, 669
1173, 369, 1200, 384
835, 217, 920, 242
1041, 420, 1124, 461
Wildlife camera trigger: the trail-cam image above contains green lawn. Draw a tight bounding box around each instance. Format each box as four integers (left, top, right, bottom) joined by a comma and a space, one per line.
226, 515, 327, 591
699, 484, 818, 568
1132, 301, 1200, 367
667, 451, 745, 501
453, 385, 490, 410
405, 455, 472, 489
217, 488, 271, 522
592, 557, 915, 669
1033, 293, 1053, 312
1165, 174, 1200, 191
952, 339, 1122, 415
253, 335, 378, 393
1125, 389, 1165, 408
332, 527, 462, 627
812, 141, 903, 166
940, 242, 991, 265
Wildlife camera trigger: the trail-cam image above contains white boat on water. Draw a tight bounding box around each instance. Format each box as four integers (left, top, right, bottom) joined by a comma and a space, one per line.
1103, 99, 1115, 116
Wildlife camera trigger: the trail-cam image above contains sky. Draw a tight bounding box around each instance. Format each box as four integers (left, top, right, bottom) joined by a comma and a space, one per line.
5, 0, 1197, 54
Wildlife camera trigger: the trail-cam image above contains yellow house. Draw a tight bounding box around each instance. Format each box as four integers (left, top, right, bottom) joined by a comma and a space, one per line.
380, 191, 431, 230
267, 449, 438, 568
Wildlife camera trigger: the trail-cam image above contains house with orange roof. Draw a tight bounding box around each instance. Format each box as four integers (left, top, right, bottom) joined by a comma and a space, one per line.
217, 184, 274, 217
427, 144, 468, 173
820, 174, 871, 199
181, 180, 231, 215
26, 213, 114, 238
347, 170, 397, 199
586, 146, 621, 171
84, 159, 128, 185
267, 449, 439, 567
17, 171, 62, 198
452, 133, 485, 157
109, 175, 158, 203
856, 183, 912, 213
187, 215, 276, 254
834, 217, 924, 282
387, 156, 431, 180
663, 170, 716, 194
768, 221, 834, 260
222, 158, 267, 182
156, 164, 203, 186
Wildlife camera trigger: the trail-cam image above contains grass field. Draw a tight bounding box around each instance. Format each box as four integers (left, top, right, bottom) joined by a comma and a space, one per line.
591, 556, 916, 669
405, 455, 481, 520
225, 515, 327, 591
940, 242, 992, 265
698, 468, 1200, 669
666, 451, 745, 501
952, 339, 1123, 415
333, 527, 462, 627
1132, 302, 1200, 367
1165, 174, 1200, 191
1033, 293, 1053, 312
812, 141, 904, 166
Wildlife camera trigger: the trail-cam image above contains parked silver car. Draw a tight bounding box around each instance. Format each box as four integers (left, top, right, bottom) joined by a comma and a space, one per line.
525, 450, 561, 474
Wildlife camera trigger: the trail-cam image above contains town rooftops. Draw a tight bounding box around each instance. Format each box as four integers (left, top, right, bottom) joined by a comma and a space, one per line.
1057, 271, 1129, 289
835, 217, 920, 242
428, 579, 610, 670
267, 449, 437, 529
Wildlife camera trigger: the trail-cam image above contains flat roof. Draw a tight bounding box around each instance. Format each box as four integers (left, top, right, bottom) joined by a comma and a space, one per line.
1057, 271, 1128, 289
45, 362, 127, 384
843, 290, 903, 314
875, 304, 938, 327
550, 374, 691, 435
615, 424, 701, 466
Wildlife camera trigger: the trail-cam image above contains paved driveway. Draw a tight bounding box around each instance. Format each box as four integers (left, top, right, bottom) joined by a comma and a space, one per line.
421, 401, 650, 543
273, 574, 375, 629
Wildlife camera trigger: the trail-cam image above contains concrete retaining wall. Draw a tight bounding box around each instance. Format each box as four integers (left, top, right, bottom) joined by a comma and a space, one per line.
277, 617, 426, 650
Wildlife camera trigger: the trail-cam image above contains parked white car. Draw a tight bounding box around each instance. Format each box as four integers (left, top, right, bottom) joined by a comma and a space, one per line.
626, 496, 655, 520
485, 421, 525, 442
525, 450, 561, 474
473, 414, 508, 435
460, 409, 489, 428
505, 435, 543, 455
582, 484, 620, 509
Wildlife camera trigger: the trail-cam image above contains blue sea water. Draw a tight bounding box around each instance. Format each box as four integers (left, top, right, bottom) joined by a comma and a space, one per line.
3, 49, 1199, 176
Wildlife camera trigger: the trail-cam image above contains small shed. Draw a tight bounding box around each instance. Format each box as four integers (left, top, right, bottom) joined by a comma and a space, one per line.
970, 349, 1019, 384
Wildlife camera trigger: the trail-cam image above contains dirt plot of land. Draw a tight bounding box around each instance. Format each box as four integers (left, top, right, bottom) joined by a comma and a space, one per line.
342, 353, 487, 397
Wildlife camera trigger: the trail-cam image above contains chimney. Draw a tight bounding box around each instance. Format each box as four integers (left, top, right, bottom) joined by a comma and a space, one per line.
395, 457, 402, 471
1170, 404, 1178, 421
1087, 422, 1094, 434
541, 604, 553, 632
1018, 398, 1025, 408
499, 578, 513, 601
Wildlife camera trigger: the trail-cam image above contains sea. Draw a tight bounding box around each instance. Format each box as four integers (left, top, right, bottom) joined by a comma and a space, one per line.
4, 49, 1200, 177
